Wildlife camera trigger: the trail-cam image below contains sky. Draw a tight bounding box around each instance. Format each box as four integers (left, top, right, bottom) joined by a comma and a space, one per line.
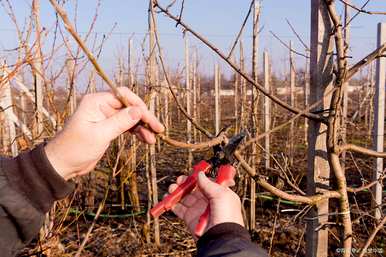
0, 0, 385, 81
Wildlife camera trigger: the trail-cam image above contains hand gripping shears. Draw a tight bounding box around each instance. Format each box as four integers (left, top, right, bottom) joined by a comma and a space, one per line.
150, 132, 246, 236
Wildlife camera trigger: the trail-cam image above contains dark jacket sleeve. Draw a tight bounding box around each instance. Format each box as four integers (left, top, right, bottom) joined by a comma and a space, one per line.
0, 144, 74, 257
197, 223, 268, 257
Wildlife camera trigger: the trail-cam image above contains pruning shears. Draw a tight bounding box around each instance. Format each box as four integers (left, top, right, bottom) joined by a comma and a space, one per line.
150, 132, 246, 236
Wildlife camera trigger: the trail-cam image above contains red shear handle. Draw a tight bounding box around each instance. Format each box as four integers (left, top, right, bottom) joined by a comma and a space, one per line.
194, 164, 236, 236
150, 160, 212, 218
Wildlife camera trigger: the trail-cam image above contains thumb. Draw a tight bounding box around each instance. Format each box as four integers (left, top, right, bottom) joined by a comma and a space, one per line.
197, 172, 223, 199
99, 106, 142, 140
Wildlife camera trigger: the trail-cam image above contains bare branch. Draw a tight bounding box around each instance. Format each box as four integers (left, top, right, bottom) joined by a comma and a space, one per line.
346, 42, 386, 81
172, 0, 185, 27
339, 0, 386, 15
342, 0, 371, 31
154, 2, 322, 122
50, 0, 219, 151
165, 0, 177, 11
227, 0, 254, 59
149, 5, 213, 138
339, 144, 386, 158
285, 18, 309, 51
347, 173, 385, 193
240, 86, 336, 151
269, 30, 309, 58
233, 151, 340, 205
358, 216, 386, 257
48, 0, 130, 107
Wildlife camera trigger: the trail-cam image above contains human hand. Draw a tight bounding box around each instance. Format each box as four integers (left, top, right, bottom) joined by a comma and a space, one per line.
168, 171, 244, 238
45, 87, 164, 180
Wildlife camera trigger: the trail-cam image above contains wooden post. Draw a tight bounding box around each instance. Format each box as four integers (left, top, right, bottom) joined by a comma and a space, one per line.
214, 63, 220, 135
128, 39, 134, 88
304, 53, 310, 145
117, 56, 124, 88
239, 41, 247, 129
372, 22, 385, 220
197, 59, 202, 142
163, 82, 170, 137
32, 0, 44, 143
289, 41, 295, 165
249, 0, 260, 231
144, 143, 151, 243
263, 51, 271, 169
307, 1, 334, 256
126, 41, 140, 212
155, 68, 161, 152
185, 35, 193, 169
251, 0, 260, 131
129, 141, 140, 213
252, 0, 260, 85
192, 49, 198, 142
233, 56, 239, 133
148, 0, 160, 246
128, 42, 140, 212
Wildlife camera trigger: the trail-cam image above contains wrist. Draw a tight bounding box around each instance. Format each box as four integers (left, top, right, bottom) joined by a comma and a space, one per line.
210, 196, 244, 229
212, 216, 244, 229
44, 139, 73, 181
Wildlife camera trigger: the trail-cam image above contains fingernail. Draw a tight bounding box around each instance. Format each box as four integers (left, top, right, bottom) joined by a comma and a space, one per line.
127, 107, 141, 121
198, 172, 205, 179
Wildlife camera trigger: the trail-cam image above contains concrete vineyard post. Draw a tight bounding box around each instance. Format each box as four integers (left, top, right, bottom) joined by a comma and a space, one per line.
193, 49, 198, 142
263, 51, 271, 169
289, 41, 295, 165
214, 63, 220, 135
306, 1, 334, 256
0, 62, 18, 156
185, 35, 193, 169
372, 22, 385, 220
